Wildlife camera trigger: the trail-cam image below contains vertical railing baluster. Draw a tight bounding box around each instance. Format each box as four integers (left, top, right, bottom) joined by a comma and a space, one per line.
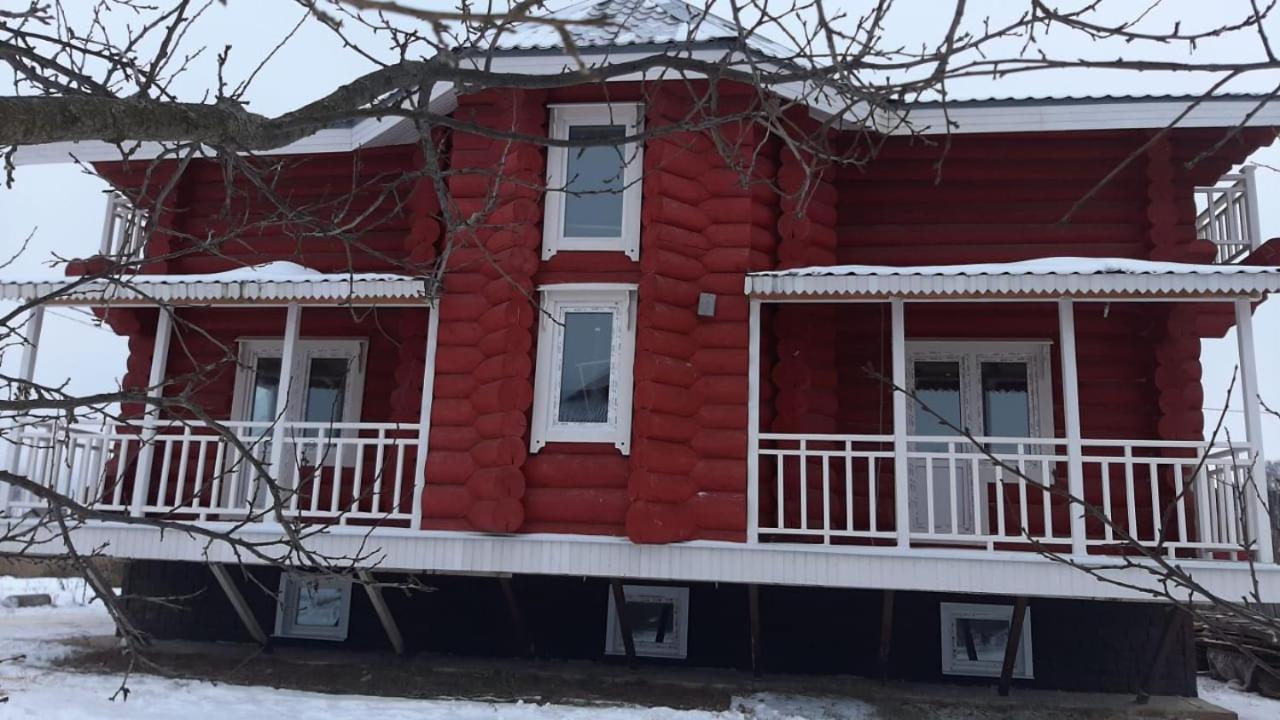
799, 439, 808, 532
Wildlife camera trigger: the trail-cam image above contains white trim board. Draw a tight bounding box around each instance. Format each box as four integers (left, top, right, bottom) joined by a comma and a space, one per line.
8, 521, 1280, 603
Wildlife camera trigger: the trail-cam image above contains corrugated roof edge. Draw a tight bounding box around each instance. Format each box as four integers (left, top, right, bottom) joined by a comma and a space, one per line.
903, 92, 1277, 108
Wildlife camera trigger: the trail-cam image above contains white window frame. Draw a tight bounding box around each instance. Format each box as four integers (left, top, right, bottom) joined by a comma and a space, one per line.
906, 341, 1055, 452
530, 284, 637, 454
605, 584, 690, 660
231, 338, 368, 430
939, 602, 1033, 679
274, 573, 353, 641
543, 103, 644, 261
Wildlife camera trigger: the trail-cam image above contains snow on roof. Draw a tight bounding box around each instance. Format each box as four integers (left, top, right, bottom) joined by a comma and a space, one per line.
0, 262, 433, 306
745, 257, 1280, 299
482, 0, 792, 57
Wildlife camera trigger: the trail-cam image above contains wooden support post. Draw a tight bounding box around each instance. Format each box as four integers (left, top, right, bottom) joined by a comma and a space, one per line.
1235, 298, 1274, 564
748, 584, 762, 677
997, 597, 1029, 697
1136, 606, 1183, 704
267, 303, 302, 487
357, 569, 404, 655
130, 306, 173, 516
410, 302, 440, 530
609, 580, 637, 668
1058, 298, 1088, 557
890, 298, 910, 549
878, 589, 895, 682
497, 576, 534, 657
747, 298, 761, 543
209, 563, 268, 646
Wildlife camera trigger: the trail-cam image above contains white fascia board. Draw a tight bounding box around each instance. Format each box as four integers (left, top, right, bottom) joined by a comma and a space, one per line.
890, 98, 1280, 136
10, 520, 1280, 602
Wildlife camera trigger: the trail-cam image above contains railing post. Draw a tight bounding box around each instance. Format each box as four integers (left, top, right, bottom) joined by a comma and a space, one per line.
1243, 165, 1263, 257
1235, 298, 1274, 563
410, 301, 440, 530
267, 304, 302, 495
891, 298, 910, 549
1058, 298, 1088, 557
131, 305, 173, 516
747, 298, 762, 543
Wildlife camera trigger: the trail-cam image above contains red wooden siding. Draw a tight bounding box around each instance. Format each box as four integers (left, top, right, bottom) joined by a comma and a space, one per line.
87, 95, 1273, 545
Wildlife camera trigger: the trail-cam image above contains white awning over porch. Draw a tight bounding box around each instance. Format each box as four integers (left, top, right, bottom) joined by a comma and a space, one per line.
0, 261, 433, 306
745, 257, 1280, 299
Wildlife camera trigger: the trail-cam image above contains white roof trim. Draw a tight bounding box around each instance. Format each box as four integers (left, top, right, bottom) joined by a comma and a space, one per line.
745, 257, 1280, 299
882, 97, 1280, 136
0, 262, 432, 306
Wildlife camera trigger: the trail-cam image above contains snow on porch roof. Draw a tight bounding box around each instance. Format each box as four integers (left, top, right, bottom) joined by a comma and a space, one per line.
744, 257, 1280, 300
0, 262, 434, 306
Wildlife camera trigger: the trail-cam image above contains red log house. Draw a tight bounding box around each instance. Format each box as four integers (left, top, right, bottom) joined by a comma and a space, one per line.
4, 0, 1280, 697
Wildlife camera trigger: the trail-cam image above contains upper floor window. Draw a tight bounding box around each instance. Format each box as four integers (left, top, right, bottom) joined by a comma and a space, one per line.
530, 284, 637, 454
543, 103, 644, 261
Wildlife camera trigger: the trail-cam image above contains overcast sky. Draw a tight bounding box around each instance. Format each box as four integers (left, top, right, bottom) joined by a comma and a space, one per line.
1, 0, 1279, 452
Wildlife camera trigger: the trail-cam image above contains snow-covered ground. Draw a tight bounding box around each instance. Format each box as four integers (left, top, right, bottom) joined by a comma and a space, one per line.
0, 576, 874, 719
3, 575, 1280, 719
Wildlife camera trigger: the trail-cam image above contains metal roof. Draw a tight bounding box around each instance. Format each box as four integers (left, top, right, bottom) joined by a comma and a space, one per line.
0, 262, 434, 306
475, 0, 792, 58
745, 258, 1280, 300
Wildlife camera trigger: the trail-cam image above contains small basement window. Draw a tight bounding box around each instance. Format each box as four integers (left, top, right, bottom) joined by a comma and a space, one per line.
530, 284, 637, 454
939, 602, 1033, 679
543, 103, 644, 260
274, 574, 353, 641
605, 585, 690, 659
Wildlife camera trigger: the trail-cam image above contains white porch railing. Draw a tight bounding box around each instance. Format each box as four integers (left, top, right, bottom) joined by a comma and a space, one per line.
1, 419, 423, 525
99, 192, 148, 261
756, 432, 1258, 557
1195, 167, 1262, 263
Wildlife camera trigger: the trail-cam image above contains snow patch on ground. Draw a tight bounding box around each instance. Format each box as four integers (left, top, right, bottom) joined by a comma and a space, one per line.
1198, 677, 1280, 720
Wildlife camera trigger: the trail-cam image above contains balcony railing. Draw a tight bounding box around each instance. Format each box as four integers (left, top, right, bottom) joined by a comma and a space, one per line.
754, 432, 1258, 558
1, 419, 423, 526
98, 192, 148, 261
1195, 166, 1262, 263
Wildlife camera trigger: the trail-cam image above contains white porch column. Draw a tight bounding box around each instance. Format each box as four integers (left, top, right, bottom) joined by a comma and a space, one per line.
891, 298, 910, 549
410, 301, 440, 530
130, 305, 173, 515
2, 306, 46, 512
1244, 165, 1263, 255
1058, 298, 1088, 557
1235, 298, 1274, 564
746, 298, 762, 543
266, 303, 302, 487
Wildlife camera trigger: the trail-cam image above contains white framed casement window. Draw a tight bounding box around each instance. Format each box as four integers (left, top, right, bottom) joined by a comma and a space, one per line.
274, 573, 353, 641
543, 103, 644, 260
905, 341, 1056, 536
530, 284, 637, 454
939, 602, 1033, 678
231, 338, 368, 433
605, 585, 690, 660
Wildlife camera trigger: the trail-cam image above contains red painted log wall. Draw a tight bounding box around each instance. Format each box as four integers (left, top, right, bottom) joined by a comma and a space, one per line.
90, 101, 1274, 544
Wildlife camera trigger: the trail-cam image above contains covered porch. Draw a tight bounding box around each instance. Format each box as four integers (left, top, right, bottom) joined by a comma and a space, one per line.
0, 263, 437, 528
745, 258, 1280, 563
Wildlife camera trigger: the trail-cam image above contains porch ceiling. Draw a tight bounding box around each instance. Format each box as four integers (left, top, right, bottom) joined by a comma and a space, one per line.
0, 261, 435, 306
744, 257, 1280, 301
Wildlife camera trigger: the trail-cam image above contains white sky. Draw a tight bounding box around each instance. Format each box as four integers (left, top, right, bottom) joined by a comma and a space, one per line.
0, 0, 1278, 452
